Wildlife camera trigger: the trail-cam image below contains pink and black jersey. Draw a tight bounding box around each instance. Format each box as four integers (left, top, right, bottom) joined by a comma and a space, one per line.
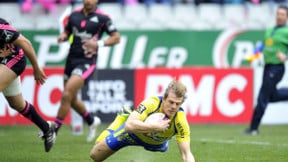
65, 7, 117, 65
0, 18, 20, 56
0, 18, 26, 76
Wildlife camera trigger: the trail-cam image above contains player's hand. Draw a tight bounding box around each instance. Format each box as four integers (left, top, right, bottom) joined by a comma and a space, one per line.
277, 51, 287, 62
57, 33, 68, 43
151, 119, 170, 132
0, 44, 15, 57
82, 39, 97, 57
33, 67, 47, 85
82, 39, 97, 51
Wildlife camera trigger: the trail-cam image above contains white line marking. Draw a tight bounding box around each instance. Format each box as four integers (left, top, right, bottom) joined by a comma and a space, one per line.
194, 138, 288, 147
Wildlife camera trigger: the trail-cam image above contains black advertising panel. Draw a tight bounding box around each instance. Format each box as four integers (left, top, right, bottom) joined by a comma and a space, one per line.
81, 69, 134, 123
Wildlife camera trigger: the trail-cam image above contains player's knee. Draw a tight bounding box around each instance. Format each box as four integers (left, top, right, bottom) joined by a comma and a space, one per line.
90, 143, 111, 162
89, 147, 99, 162
61, 91, 72, 102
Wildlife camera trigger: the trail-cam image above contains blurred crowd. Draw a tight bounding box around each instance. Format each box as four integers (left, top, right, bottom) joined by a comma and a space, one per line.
0, 0, 286, 13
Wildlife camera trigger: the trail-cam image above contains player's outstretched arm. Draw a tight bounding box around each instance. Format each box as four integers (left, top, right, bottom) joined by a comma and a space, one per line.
13, 34, 47, 84
177, 142, 195, 162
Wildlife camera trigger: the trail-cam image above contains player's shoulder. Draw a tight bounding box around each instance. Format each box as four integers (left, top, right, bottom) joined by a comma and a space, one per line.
71, 7, 83, 15
94, 9, 110, 18
175, 107, 186, 120
281, 26, 288, 32
138, 96, 161, 112
0, 18, 8, 25
70, 8, 111, 21
0, 18, 18, 35
266, 25, 288, 31
265, 26, 274, 33
268, 26, 288, 36
142, 96, 161, 105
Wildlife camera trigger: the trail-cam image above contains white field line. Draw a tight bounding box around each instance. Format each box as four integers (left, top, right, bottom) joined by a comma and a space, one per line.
194, 138, 288, 147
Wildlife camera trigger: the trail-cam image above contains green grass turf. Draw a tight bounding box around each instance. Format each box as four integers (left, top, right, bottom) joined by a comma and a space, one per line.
0, 124, 287, 162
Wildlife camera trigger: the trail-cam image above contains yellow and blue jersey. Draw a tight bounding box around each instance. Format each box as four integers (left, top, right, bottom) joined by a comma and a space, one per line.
134, 96, 190, 145
105, 96, 190, 152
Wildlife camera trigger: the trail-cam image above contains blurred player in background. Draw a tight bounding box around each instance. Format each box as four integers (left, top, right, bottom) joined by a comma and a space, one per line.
244, 5, 288, 135
56, 0, 120, 142
0, 18, 56, 152
90, 79, 195, 162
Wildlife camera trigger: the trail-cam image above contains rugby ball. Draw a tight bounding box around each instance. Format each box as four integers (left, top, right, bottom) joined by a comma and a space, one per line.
144, 113, 166, 124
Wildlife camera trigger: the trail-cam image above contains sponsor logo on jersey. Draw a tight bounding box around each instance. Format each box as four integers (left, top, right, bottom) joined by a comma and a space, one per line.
72, 27, 92, 40
90, 16, 99, 23
4, 30, 14, 42
136, 104, 146, 114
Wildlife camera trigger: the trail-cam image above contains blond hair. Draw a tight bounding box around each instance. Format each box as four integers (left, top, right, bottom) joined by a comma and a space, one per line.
163, 79, 187, 103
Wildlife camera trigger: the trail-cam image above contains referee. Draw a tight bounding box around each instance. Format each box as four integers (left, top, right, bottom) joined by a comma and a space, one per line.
244, 5, 288, 135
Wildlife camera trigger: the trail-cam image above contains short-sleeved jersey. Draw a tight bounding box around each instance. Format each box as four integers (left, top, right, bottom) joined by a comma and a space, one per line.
134, 96, 190, 145
64, 8, 117, 65
0, 18, 20, 56
263, 26, 288, 64
0, 18, 26, 75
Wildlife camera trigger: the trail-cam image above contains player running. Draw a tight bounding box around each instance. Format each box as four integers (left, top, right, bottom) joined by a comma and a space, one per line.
0, 17, 56, 152
55, 0, 120, 142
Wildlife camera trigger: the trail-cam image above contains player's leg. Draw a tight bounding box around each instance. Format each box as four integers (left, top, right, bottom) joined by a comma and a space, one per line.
5, 93, 50, 134
244, 65, 281, 134
1, 64, 51, 134
269, 65, 288, 102
244, 77, 270, 134
91, 125, 133, 162
0, 64, 16, 91
73, 64, 102, 138
252, 65, 284, 130
1, 57, 56, 152
107, 106, 132, 131
2, 75, 56, 152
270, 88, 288, 101
95, 114, 128, 143
95, 106, 132, 143
71, 97, 101, 142
54, 74, 84, 133
6, 93, 56, 152
90, 140, 116, 162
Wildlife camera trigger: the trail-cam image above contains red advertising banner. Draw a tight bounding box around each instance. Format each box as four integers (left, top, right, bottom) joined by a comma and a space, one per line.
0, 68, 70, 125
1, 67, 253, 125
134, 67, 254, 124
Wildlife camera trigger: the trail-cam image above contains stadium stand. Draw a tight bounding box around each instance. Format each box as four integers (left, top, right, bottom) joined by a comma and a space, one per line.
246, 3, 275, 29
148, 4, 174, 24
198, 4, 222, 25
97, 3, 124, 22
223, 4, 248, 28
0, 2, 280, 30
121, 4, 149, 27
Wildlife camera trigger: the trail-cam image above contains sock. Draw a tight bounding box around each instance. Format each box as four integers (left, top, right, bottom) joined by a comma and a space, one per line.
96, 114, 128, 143
54, 117, 64, 133
82, 111, 94, 125
20, 101, 49, 133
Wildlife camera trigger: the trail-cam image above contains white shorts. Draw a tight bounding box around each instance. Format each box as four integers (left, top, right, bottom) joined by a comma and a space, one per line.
3, 77, 22, 96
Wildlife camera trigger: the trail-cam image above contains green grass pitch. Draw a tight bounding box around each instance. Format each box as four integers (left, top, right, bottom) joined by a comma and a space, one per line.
0, 124, 287, 162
